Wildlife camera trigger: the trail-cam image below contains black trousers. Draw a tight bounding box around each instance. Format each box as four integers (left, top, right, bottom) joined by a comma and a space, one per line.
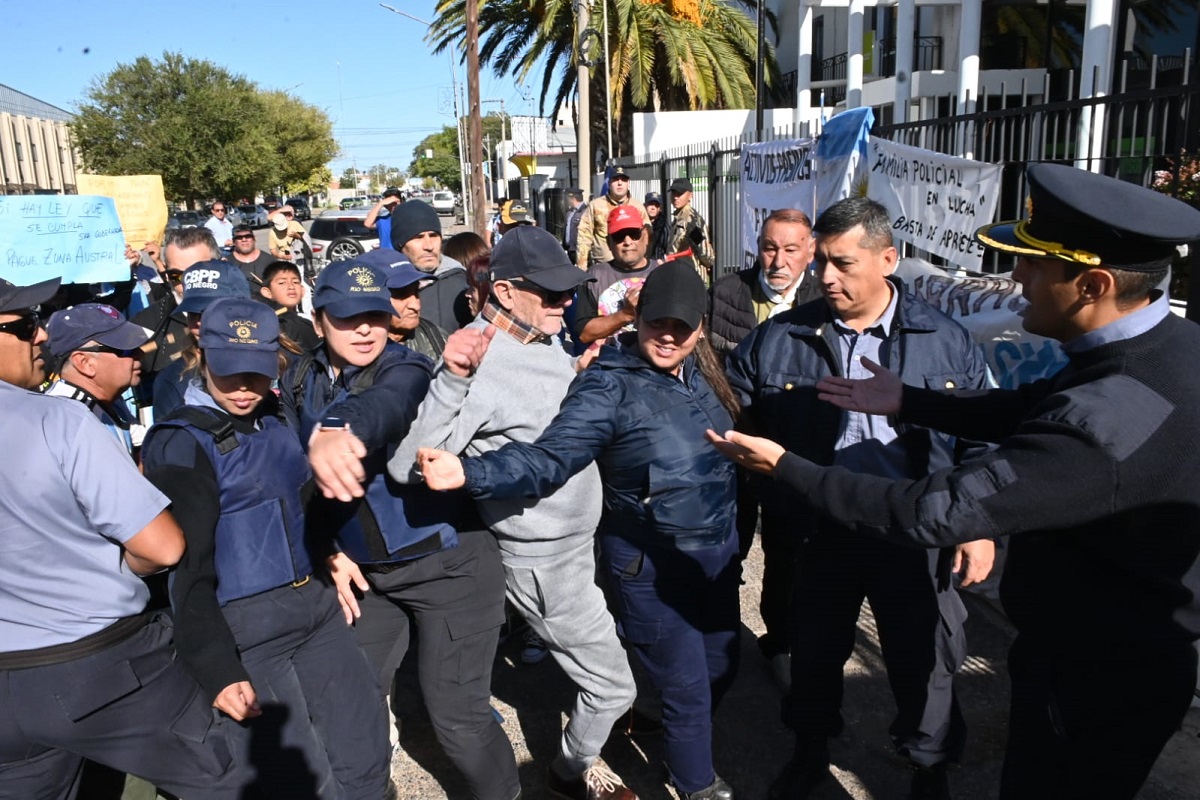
354, 531, 518, 800
1000, 634, 1197, 800
0, 614, 242, 800
787, 526, 968, 766
756, 510, 799, 659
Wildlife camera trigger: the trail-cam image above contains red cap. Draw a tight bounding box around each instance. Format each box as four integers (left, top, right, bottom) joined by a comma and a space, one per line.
607, 204, 644, 235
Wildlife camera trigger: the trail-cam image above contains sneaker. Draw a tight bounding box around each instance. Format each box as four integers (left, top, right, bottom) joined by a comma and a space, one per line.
547, 763, 637, 800
908, 764, 951, 800
521, 628, 550, 664
680, 775, 734, 800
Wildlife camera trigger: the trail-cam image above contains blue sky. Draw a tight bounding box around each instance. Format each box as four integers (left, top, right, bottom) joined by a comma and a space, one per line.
2, 0, 540, 179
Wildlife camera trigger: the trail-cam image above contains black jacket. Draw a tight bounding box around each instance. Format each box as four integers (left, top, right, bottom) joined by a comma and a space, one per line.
709, 263, 823, 356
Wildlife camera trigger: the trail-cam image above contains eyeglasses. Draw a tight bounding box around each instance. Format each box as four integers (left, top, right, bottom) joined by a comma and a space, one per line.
609, 229, 643, 243
165, 270, 185, 284
74, 345, 141, 358
0, 312, 41, 342
508, 280, 573, 305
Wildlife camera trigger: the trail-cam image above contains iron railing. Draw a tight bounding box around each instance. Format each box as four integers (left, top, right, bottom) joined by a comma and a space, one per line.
878, 36, 944, 77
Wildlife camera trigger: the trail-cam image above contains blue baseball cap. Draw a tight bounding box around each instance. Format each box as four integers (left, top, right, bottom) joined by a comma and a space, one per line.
312, 258, 397, 318
177, 260, 251, 314
350, 250, 429, 290
198, 297, 281, 378
46, 303, 152, 356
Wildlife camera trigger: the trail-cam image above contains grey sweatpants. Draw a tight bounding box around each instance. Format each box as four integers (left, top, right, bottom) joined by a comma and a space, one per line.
502, 536, 637, 775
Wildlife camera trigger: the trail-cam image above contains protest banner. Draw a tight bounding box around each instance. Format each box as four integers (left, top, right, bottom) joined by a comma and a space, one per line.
76, 174, 168, 247
739, 139, 816, 269
866, 137, 1002, 271
896, 259, 1067, 388
0, 195, 129, 285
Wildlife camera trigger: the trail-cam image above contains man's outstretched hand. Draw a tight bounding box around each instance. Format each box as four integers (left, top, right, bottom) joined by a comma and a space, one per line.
816, 357, 903, 416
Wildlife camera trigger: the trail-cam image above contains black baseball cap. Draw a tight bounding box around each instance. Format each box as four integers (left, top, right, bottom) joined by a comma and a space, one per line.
638, 258, 707, 329
669, 177, 693, 194
0, 277, 59, 314
489, 226, 594, 292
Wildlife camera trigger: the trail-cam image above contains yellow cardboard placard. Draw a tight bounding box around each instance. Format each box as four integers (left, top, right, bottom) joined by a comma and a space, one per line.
75, 174, 168, 247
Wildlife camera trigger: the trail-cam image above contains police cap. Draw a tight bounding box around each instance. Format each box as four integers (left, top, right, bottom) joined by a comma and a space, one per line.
976, 163, 1200, 271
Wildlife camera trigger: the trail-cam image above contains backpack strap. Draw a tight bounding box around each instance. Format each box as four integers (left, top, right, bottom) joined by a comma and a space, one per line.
164, 407, 240, 455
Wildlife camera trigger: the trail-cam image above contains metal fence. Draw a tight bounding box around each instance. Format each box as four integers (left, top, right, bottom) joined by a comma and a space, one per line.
611, 63, 1198, 279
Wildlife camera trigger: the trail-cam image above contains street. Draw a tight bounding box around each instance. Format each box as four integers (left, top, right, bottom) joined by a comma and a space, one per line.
387, 538, 1200, 800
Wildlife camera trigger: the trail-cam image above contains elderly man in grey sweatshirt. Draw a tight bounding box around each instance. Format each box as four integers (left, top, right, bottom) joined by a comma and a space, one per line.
390, 227, 637, 800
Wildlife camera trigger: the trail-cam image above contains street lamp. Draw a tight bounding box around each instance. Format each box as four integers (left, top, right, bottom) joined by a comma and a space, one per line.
379, 3, 471, 220
379, 2, 484, 234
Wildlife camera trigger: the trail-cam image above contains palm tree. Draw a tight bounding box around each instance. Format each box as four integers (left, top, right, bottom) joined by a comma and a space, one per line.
428, 0, 776, 156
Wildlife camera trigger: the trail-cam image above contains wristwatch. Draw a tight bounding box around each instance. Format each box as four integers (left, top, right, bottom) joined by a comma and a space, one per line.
319, 416, 348, 431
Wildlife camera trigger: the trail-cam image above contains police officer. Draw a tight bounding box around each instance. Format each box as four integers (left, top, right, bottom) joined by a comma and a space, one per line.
710, 163, 1200, 800
141, 297, 391, 799
45, 302, 153, 455
279, 258, 519, 800
0, 277, 241, 799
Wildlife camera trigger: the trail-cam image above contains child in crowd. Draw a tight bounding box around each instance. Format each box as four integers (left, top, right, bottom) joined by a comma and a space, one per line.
259, 260, 320, 353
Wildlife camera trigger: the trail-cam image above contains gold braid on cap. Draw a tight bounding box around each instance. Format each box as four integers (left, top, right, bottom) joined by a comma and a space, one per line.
1013, 221, 1103, 266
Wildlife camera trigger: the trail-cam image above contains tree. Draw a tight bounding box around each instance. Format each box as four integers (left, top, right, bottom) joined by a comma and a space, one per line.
339, 167, 359, 190
408, 114, 507, 193
429, 0, 776, 157
72, 52, 338, 205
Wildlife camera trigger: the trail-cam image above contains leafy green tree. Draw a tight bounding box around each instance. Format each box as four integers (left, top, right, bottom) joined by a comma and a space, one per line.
339, 167, 359, 190
72, 52, 338, 206
408, 114, 508, 192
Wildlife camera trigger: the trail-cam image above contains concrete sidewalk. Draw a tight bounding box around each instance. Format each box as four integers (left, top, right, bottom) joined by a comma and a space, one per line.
389, 538, 1200, 799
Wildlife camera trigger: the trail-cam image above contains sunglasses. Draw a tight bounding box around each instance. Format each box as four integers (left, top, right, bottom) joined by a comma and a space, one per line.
233, 234, 254, 240
508, 280, 573, 305
75, 344, 141, 358
166, 270, 186, 284
609, 229, 643, 243
0, 312, 41, 342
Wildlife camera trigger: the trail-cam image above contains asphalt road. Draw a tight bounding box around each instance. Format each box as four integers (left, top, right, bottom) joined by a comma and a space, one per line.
387, 538, 1200, 800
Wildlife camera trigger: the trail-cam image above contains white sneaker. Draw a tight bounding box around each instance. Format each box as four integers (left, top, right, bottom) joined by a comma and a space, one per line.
521, 628, 550, 664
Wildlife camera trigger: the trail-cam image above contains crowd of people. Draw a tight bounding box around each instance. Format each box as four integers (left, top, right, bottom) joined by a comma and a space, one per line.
2, 163, 1200, 800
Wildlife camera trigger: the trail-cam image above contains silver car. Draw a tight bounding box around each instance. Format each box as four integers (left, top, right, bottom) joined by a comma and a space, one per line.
309, 209, 381, 266
238, 204, 270, 228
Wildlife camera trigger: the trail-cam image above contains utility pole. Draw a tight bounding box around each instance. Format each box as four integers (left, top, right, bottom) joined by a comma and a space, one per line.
466, 0, 486, 236
577, 0, 591, 197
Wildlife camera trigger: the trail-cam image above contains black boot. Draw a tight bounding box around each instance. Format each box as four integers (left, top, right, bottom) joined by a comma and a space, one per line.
907, 763, 951, 800
680, 775, 733, 800
766, 738, 829, 800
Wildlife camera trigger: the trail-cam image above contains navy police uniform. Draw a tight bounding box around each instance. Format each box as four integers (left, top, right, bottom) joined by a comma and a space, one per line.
141, 298, 390, 799
280, 260, 518, 800
0, 278, 242, 800
768, 164, 1200, 799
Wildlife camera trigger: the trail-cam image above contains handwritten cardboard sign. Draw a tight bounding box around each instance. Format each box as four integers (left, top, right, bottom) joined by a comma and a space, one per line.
76, 174, 168, 247
866, 137, 1002, 270
0, 195, 128, 284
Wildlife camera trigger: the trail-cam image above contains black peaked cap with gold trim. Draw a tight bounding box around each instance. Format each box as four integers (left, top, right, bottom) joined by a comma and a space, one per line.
975, 163, 1200, 271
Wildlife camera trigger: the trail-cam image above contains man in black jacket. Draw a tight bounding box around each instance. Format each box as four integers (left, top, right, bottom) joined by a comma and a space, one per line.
714, 164, 1200, 800
712, 208, 822, 688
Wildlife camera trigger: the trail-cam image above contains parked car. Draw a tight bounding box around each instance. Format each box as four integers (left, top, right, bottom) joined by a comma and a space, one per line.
287, 197, 312, 221
309, 210, 380, 264
224, 206, 246, 227
431, 191, 456, 216
262, 198, 281, 214
239, 204, 270, 228
339, 196, 369, 210
166, 211, 203, 230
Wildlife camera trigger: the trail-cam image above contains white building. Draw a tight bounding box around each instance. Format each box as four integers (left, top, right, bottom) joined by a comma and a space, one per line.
0, 84, 81, 195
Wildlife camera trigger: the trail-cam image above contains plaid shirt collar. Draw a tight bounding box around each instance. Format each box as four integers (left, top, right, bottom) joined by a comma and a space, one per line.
481, 297, 546, 345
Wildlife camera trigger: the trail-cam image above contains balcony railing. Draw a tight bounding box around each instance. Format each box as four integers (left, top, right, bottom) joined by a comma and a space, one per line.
878, 36, 944, 77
